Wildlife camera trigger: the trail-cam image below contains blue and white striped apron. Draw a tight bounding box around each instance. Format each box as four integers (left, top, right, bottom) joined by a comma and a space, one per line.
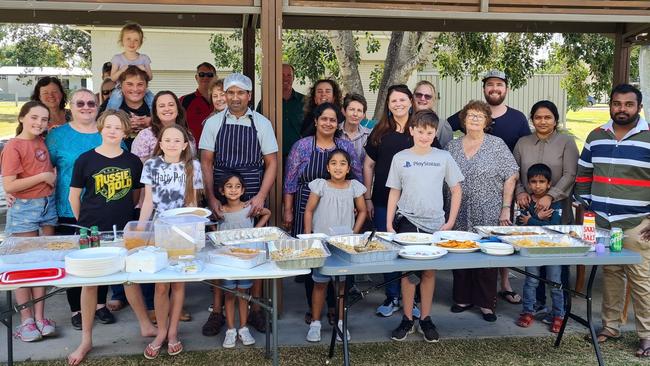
213, 113, 263, 202
291, 138, 339, 237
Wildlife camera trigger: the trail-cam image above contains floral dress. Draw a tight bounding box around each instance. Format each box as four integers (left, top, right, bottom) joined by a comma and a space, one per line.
446, 134, 519, 231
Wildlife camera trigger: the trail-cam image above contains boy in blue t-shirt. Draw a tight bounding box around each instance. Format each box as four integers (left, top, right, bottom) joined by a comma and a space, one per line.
516, 163, 564, 333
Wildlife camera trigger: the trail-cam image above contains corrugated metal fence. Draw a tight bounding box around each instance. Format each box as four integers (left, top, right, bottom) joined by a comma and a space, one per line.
418, 72, 567, 128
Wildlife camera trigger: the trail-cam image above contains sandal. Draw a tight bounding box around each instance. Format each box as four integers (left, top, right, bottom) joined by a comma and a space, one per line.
516, 313, 534, 328
167, 340, 183, 356
498, 290, 522, 305
143, 342, 163, 360
550, 316, 564, 333
584, 328, 621, 343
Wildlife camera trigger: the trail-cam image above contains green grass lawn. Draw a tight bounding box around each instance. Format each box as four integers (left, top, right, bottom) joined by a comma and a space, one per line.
0, 101, 22, 138
15, 332, 650, 366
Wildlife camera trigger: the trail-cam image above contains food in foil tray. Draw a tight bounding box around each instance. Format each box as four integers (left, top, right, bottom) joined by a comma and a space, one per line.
270, 247, 326, 260
514, 238, 572, 248
330, 239, 386, 253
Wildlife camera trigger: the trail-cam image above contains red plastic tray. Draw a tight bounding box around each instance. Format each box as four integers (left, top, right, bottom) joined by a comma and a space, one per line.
0, 268, 65, 284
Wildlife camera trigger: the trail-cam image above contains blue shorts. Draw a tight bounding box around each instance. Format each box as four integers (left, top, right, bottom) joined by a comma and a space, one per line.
312, 269, 345, 284
5, 195, 57, 235
221, 279, 253, 290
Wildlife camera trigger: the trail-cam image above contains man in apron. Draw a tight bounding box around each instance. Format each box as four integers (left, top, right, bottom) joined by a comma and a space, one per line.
199, 73, 279, 333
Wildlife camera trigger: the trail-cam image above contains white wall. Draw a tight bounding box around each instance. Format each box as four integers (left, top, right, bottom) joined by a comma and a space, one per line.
0, 75, 89, 101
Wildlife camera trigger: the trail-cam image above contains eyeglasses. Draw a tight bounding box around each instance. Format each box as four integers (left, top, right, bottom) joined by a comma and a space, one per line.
466, 113, 486, 120
101, 89, 113, 96
75, 100, 97, 108
197, 72, 215, 78
414, 92, 433, 101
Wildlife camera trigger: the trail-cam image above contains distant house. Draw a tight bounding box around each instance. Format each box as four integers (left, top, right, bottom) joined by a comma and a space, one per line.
0, 66, 92, 101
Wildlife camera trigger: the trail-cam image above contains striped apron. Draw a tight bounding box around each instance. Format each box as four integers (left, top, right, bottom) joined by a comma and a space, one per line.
291, 138, 338, 237
213, 113, 263, 202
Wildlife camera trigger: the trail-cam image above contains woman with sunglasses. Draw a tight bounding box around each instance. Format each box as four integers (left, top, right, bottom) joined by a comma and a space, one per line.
98, 78, 116, 105
46, 89, 119, 331
412, 80, 453, 149
31, 76, 71, 129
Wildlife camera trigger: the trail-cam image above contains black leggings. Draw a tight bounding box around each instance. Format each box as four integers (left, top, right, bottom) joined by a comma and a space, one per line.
56, 217, 109, 312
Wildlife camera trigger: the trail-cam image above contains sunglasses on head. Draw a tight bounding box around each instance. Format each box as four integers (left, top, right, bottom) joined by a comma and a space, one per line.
101, 89, 113, 96
75, 100, 97, 108
414, 92, 433, 101
198, 72, 215, 78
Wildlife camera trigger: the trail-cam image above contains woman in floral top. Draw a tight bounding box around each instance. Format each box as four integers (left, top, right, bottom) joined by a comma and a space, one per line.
131, 91, 196, 161
446, 100, 519, 322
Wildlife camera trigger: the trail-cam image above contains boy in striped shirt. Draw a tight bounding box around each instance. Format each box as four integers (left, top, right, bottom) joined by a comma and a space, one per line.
575, 83, 650, 358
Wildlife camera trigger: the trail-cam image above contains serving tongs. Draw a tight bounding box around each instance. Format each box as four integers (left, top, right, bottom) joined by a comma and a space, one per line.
354, 230, 376, 253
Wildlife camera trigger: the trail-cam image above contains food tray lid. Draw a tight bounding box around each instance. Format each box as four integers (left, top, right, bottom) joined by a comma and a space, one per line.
1, 268, 65, 284
0, 235, 80, 255
499, 234, 590, 249
474, 226, 553, 237
327, 235, 400, 253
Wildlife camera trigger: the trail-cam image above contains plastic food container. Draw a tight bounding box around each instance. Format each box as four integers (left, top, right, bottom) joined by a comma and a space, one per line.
544, 225, 611, 246
207, 227, 290, 246
154, 216, 208, 257
474, 226, 553, 237
123, 221, 155, 250
499, 235, 591, 257
327, 235, 399, 263
207, 242, 268, 269
268, 239, 330, 270
0, 236, 80, 264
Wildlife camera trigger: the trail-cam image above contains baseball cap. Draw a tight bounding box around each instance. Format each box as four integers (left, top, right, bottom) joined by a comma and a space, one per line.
224, 73, 253, 91
481, 70, 508, 84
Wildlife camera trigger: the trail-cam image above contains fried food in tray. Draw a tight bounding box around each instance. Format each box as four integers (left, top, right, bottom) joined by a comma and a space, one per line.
436, 240, 479, 249
270, 247, 326, 260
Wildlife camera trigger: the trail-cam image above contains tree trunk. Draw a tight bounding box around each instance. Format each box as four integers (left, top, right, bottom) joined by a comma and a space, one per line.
372, 31, 439, 119
330, 30, 364, 97
640, 46, 650, 119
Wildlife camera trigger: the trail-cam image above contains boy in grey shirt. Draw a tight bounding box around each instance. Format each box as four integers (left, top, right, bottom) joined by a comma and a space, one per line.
386, 110, 463, 343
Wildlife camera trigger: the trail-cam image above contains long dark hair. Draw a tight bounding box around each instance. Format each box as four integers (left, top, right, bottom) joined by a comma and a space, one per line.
151, 91, 190, 138
369, 84, 413, 146
301, 79, 343, 136
308, 102, 342, 139
217, 172, 246, 204
153, 125, 198, 207
31, 76, 67, 110
16, 101, 49, 136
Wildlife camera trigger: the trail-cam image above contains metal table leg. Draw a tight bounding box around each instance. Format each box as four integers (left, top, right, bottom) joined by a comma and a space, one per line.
264, 279, 271, 359
328, 277, 340, 360
272, 279, 279, 366
341, 278, 350, 366
2, 291, 14, 366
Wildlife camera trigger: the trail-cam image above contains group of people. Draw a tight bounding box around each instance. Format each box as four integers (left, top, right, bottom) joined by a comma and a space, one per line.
2, 21, 650, 364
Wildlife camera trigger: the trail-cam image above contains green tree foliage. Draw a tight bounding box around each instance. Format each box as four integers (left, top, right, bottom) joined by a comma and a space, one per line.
0, 24, 90, 68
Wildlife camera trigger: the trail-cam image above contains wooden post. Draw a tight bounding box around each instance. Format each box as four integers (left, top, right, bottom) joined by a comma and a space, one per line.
613, 25, 631, 86
261, 0, 284, 314
242, 14, 256, 104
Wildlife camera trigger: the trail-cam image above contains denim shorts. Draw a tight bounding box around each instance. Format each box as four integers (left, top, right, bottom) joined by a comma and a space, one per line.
221, 279, 253, 290
312, 268, 345, 284
5, 195, 57, 235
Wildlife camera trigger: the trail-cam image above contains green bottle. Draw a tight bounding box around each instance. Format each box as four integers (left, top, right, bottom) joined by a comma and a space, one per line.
79, 228, 89, 249
90, 226, 101, 248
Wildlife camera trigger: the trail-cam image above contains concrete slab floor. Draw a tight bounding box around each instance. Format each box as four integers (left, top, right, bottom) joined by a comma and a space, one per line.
0, 268, 638, 362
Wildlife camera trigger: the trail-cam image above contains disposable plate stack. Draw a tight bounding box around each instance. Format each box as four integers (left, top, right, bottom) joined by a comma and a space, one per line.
65, 247, 127, 277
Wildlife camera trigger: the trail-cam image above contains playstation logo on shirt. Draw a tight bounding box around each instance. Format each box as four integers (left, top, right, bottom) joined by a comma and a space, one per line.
403, 161, 412, 168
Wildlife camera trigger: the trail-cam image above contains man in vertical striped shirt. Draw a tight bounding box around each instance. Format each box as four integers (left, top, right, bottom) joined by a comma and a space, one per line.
575, 83, 650, 358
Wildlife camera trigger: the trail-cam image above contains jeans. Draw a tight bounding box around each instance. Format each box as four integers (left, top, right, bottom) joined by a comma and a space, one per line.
523, 265, 565, 318
374, 205, 400, 299
535, 265, 570, 309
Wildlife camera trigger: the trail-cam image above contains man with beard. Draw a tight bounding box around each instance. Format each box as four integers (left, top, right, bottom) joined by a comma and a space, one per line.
575, 83, 650, 358
447, 70, 530, 305
447, 70, 531, 151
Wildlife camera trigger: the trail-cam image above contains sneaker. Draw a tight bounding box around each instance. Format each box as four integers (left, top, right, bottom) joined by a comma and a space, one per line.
336, 320, 351, 342
238, 326, 256, 346
202, 311, 225, 336
223, 328, 237, 348
306, 320, 321, 342
376, 297, 400, 317
418, 316, 439, 343
95, 306, 116, 324
412, 305, 421, 319
36, 318, 56, 337
391, 315, 415, 341
71, 312, 82, 330
14, 318, 42, 342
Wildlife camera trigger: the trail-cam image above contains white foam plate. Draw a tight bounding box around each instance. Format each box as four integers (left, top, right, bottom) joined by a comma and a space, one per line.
393, 232, 435, 245
433, 240, 481, 253
435, 231, 482, 241
479, 242, 514, 256
399, 245, 447, 260
65, 247, 127, 261
159, 207, 211, 218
